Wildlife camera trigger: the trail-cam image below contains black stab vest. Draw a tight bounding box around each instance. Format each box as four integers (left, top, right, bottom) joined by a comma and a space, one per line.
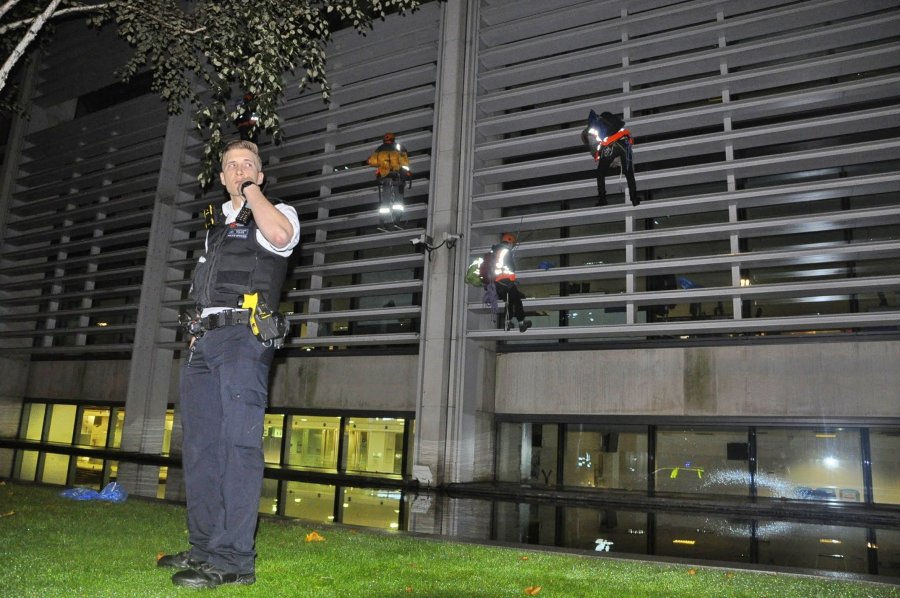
189, 216, 288, 309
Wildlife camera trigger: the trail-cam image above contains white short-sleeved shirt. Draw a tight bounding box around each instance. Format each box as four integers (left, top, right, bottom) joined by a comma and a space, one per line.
198, 200, 300, 316
216, 200, 301, 256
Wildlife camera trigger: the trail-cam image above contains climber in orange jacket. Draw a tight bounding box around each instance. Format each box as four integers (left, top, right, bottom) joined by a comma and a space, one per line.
367, 132, 412, 228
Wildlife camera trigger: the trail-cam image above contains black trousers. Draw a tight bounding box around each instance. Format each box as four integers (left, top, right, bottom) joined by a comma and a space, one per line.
179, 324, 274, 574
495, 280, 526, 321
595, 140, 638, 206
377, 175, 406, 225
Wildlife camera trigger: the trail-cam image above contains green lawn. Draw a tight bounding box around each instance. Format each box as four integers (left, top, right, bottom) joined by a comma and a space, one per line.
0, 480, 896, 597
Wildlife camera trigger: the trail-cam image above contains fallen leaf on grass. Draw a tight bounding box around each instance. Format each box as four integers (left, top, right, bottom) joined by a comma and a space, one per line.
725, 572, 734, 578
405, 587, 414, 593
519, 555, 529, 561
524, 586, 542, 595
306, 531, 326, 542
0, 511, 14, 518
687, 568, 697, 575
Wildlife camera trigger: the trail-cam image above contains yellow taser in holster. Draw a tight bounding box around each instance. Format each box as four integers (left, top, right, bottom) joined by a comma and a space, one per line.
239, 291, 288, 347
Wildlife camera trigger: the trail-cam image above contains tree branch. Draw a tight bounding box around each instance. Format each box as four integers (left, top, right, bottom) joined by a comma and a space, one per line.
129, 5, 205, 36
0, 0, 64, 94
0, 3, 111, 35
0, 0, 23, 22
0, 3, 205, 36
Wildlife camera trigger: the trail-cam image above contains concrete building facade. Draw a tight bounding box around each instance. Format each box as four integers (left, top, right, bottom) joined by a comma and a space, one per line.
1, 0, 898, 533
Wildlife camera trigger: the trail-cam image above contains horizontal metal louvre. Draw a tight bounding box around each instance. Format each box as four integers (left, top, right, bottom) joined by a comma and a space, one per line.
468, 0, 900, 343
4, 0, 899, 355
0, 73, 168, 354
165, 3, 442, 348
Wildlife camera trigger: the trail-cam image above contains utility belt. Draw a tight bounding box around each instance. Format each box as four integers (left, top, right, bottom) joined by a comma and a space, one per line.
180, 309, 251, 338
203, 309, 251, 330
180, 291, 289, 349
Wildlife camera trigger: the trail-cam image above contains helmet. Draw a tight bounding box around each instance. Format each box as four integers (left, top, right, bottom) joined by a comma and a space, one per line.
501, 232, 517, 245
382, 132, 395, 144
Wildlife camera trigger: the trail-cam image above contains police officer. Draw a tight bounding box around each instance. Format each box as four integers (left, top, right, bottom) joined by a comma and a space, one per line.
157, 140, 300, 589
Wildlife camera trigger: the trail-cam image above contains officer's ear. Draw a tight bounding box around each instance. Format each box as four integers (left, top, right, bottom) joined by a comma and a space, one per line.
256, 171, 265, 186
219, 171, 226, 187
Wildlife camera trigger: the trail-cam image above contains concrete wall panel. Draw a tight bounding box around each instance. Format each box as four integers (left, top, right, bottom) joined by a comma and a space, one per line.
268, 354, 418, 411
25, 360, 130, 403
496, 341, 900, 418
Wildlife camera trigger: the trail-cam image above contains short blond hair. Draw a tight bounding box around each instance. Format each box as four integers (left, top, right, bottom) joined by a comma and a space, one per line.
220, 139, 262, 171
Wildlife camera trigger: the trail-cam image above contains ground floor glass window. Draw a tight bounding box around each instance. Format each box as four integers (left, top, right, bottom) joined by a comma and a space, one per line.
869, 429, 900, 505
654, 428, 750, 496
755, 428, 864, 502
562, 425, 647, 491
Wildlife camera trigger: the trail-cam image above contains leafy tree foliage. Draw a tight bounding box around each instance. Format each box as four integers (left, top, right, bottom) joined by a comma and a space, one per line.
1, 0, 434, 185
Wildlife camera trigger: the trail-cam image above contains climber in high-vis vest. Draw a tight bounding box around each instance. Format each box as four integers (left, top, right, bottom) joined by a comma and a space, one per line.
367, 132, 412, 228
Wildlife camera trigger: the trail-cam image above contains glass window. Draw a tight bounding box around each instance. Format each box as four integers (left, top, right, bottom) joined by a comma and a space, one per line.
283, 481, 336, 524
756, 428, 864, 503
496, 422, 524, 483
563, 425, 647, 491
18, 403, 46, 440
496, 423, 559, 486
76, 408, 110, 447
876, 528, 900, 578
41, 453, 70, 485
109, 409, 125, 448
156, 466, 168, 500
162, 409, 174, 455
757, 520, 868, 574
16, 404, 45, 481
286, 415, 340, 470
259, 478, 280, 515
870, 430, 900, 505
16, 451, 39, 481
343, 417, 405, 476
340, 486, 403, 530
263, 414, 285, 465
654, 428, 750, 496
74, 407, 110, 489
41, 404, 77, 485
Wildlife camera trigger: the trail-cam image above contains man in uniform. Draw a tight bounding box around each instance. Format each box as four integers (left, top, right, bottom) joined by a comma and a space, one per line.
157, 139, 300, 589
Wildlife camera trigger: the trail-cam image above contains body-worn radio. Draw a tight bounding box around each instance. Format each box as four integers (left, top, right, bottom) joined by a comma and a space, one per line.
202, 203, 222, 229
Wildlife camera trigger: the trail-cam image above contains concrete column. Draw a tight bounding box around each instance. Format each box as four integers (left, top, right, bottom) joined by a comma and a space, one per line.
413, 0, 488, 486
117, 109, 192, 497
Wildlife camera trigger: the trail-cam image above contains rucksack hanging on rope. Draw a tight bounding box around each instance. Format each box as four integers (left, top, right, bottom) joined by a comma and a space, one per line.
464, 250, 497, 287
465, 257, 484, 287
